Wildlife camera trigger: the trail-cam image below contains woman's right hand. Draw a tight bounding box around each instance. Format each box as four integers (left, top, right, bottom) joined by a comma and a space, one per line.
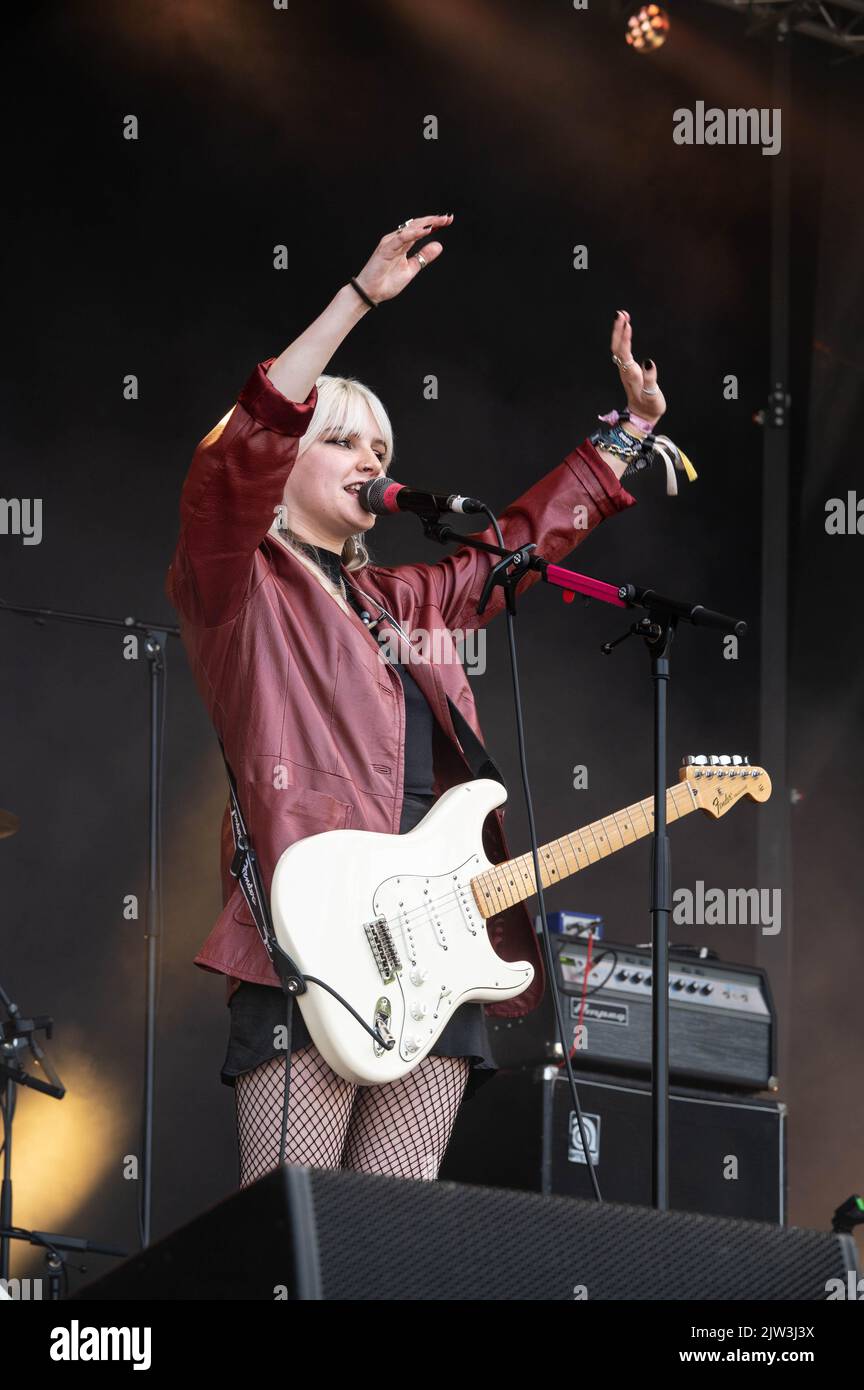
265, 214, 454, 404
353, 213, 454, 303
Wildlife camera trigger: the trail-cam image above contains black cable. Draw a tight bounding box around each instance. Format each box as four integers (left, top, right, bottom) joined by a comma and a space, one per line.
155, 651, 168, 1014
479, 504, 603, 1201
2, 1226, 70, 1297
302, 976, 393, 1046
0, 1077, 7, 1159
566, 946, 619, 999
278, 993, 293, 1171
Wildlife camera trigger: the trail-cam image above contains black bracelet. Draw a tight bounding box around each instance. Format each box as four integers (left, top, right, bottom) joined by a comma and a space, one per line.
350, 277, 378, 310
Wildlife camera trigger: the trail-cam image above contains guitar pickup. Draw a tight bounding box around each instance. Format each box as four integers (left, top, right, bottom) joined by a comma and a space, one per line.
364, 916, 402, 983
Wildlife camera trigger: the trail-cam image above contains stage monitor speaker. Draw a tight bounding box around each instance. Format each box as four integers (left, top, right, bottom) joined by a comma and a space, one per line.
70, 1165, 856, 1301
440, 1066, 786, 1223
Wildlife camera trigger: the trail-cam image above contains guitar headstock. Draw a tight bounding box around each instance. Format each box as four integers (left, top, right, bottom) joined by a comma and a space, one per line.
679, 754, 772, 817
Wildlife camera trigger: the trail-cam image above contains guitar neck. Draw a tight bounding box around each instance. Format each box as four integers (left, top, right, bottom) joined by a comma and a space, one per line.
471, 781, 698, 919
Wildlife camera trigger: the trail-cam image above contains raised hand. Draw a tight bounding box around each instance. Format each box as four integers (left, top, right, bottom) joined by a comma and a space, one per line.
353, 214, 454, 304
611, 309, 667, 427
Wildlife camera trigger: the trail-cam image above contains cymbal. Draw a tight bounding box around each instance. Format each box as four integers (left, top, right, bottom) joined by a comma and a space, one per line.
0, 809, 20, 839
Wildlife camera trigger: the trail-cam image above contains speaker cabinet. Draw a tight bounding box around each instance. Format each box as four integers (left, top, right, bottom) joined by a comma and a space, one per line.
71, 1161, 854, 1301
440, 1066, 786, 1223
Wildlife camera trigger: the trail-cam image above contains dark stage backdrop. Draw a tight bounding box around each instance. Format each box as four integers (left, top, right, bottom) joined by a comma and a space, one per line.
1, 1, 860, 1283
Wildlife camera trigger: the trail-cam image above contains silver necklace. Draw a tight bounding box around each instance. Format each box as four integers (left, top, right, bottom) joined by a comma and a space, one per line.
344, 577, 415, 648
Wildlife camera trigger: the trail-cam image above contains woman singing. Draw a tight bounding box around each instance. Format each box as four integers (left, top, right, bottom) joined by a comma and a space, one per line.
166, 212, 666, 1187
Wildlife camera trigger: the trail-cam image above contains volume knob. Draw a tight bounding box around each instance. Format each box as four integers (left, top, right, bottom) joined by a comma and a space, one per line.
409, 967, 429, 987
409, 1001, 428, 1021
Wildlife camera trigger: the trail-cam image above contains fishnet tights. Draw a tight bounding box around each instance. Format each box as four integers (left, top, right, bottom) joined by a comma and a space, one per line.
234, 1045, 470, 1186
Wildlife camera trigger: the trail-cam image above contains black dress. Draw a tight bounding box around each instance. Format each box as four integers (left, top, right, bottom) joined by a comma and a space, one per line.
220, 546, 498, 1102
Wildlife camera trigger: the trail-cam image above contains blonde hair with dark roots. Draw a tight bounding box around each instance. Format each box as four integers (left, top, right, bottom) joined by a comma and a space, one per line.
274, 373, 394, 594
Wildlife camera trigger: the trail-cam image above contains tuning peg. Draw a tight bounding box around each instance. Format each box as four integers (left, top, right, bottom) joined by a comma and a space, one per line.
718, 755, 731, 765
683, 755, 708, 776
709, 755, 721, 765
731, 755, 743, 765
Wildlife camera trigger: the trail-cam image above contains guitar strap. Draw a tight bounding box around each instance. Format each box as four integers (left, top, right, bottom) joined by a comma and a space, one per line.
219, 737, 305, 998
218, 740, 298, 1160
445, 695, 505, 786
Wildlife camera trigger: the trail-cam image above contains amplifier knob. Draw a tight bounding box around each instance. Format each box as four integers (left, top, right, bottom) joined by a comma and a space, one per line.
672, 979, 685, 991
644, 975, 652, 987
700, 983, 714, 995
631, 972, 643, 984
616, 969, 630, 981
686, 982, 699, 993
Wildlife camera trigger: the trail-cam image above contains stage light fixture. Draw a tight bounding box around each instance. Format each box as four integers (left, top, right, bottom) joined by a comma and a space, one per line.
625, 4, 671, 52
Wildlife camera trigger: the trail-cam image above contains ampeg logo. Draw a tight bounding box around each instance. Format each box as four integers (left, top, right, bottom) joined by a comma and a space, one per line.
568, 1111, 601, 1166
573, 998, 629, 1027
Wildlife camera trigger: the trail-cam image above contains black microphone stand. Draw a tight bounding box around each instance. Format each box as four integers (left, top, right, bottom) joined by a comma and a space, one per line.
0, 980, 128, 1297
1, 981, 64, 1286
418, 521, 747, 1210
1, 601, 180, 1247
597, 584, 747, 1208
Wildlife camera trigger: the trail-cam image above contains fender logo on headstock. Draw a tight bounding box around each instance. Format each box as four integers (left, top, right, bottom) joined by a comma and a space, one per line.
712, 786, 742, 815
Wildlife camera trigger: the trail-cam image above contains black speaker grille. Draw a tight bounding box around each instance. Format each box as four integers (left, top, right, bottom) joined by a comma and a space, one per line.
299, 1168, 855, 1301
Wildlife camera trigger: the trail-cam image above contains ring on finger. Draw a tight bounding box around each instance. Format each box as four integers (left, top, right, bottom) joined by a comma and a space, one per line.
416, 252, 427, 270
642, 385, 659, 395
397, 219, 413, 231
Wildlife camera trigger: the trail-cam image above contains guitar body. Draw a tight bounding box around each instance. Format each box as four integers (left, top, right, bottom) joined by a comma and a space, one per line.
269, 778, 534, 1085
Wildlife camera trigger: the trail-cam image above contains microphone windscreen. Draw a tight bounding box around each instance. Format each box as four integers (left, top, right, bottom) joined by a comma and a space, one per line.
359, 477, 404, 515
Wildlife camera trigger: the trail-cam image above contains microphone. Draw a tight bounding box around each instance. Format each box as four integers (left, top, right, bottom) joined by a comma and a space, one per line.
358, 476, 487, 518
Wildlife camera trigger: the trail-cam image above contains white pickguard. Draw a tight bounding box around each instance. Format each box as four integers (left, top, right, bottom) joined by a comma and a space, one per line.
269, 779, 533, 1084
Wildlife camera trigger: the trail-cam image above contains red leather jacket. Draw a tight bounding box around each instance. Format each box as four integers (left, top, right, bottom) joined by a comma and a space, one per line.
166, 359, 635, 1015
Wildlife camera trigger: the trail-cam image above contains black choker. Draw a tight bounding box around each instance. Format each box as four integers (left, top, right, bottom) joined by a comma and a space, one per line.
295, 540, 346, 591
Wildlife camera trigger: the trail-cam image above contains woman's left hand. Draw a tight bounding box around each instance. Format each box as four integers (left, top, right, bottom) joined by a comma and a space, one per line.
611, 310, 666, 427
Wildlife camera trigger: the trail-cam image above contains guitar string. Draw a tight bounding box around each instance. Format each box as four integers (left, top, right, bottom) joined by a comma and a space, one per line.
373, 773, 743, 930
387, 788, 695, 930
370, 784, 698, 935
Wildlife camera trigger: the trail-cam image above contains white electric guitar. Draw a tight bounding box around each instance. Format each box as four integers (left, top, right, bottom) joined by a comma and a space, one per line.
270, 755, 771, 1085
